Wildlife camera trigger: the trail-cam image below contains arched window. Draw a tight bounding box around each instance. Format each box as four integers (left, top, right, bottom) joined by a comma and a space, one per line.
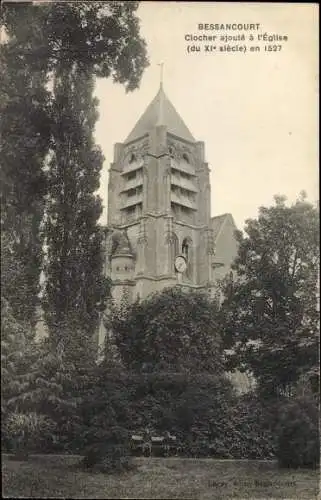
182, 237, 193, 261
182, 153, 189, 163
129, 153, 136, 164
182, 241, 189, 261
181, 237, 193, 279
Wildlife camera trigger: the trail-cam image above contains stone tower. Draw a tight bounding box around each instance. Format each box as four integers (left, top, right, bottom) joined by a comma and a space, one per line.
104, 82, 226, 306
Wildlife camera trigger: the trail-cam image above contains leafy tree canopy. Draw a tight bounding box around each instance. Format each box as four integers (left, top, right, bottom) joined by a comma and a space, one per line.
219, 193, 319, 398
1, 1, 149, 89
109, 287, 223, 374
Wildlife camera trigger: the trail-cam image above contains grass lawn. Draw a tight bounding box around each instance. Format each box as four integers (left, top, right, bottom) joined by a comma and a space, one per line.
2, 454, 320, 499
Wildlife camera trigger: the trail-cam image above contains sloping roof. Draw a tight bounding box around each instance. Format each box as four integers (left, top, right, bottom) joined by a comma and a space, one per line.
211, 213, 237, 242
211, 214, 229, 242
125, 85, 195, 144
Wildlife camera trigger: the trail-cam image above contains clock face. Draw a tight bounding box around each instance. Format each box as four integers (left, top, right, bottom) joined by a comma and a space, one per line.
175, 255, 187, 273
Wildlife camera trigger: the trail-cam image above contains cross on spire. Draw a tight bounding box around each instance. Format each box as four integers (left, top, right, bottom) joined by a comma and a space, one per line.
157, 61, 164, 88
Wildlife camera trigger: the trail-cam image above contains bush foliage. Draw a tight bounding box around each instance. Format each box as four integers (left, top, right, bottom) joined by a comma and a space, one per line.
81, 425, 133, 474
275, 394, 319, 469
3, 411, 57, 456
79, 366, 275, 461
109, 287, 222, 373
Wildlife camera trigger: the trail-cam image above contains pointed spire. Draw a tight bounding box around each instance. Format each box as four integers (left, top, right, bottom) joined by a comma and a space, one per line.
124, 67, 195, 144
156, 62, 164, 126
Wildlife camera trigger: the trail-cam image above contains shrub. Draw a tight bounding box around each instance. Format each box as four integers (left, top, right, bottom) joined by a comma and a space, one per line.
78, 368, 275, 461
173, 377, 274, 459
176, 394, 275, 460
225, 395, 275, 459
275, 395, 319, 469
122, 372, 275, 459
3, 411, 57, 455
81, 426, 133, 473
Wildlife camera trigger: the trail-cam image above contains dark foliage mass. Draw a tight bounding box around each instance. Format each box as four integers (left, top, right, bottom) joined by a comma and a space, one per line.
1, 1, 148, 466
109, 287, 223, 373
275, 394, 319, 469
219, 194, 319, 399
78, 365, 275, 462
42, 64, 110, 341
1, 2, 148, 89
1, 1, 148, 332
1, 6, 51, 325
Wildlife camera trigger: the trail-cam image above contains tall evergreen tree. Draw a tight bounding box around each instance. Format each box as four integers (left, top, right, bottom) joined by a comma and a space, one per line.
1, 6, 51, 325
43, 64, 109, 344
1, 0, 148, 335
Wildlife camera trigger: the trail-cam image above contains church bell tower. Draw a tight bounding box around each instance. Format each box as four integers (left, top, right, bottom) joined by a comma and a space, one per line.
104, 81, 216, 304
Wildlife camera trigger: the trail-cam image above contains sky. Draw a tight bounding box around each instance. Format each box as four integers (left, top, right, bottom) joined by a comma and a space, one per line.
94, 2, 319, 230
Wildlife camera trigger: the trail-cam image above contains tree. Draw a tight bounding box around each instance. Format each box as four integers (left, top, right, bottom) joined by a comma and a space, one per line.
1, 1, 149, 455
109, 287, 223, 373
25, 329, 100, 452
1, 7, 51, 325
43, 65, 110, 341
1, 300, 99, 453
1, 297, 58, 454
220, 194, 319, 398
1, 297, 32, 420
1, 2, 148, 90
1, 1, 148, 329
39, 1, 148, 342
